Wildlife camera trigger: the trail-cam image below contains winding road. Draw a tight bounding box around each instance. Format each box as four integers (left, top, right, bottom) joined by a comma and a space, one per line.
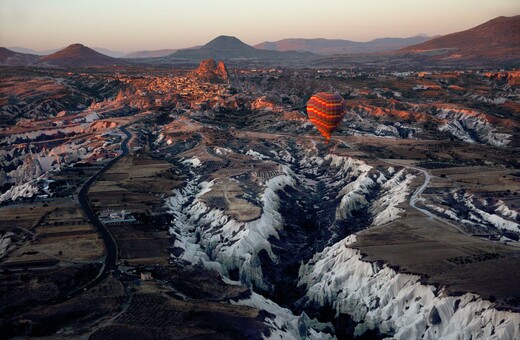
79, 126, 131, 274
381, 158, 477, 236
52, 126, 131, 303
328, 136, 480, 237
381, 159, 432, 210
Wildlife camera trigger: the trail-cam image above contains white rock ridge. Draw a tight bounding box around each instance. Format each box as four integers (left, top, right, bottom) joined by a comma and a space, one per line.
370, 169, 416, 226
298, 235, 520, 339
167, 166, 296, 290
233, 291, 334, 340
0, 180, 39, 203
495, 200, 518, 220
321, 155, 415, 226
436, 107, 511, 147
0, 232, 15, 258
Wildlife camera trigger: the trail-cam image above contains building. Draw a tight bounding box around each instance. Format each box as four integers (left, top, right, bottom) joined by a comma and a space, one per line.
140, 272, 152, 281
99, 209, 137, 225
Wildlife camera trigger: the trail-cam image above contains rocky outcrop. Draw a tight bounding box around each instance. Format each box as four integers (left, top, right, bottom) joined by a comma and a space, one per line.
86, 120, 119, 132
215, 61, 228, 80
484, 70, 520, 86
251, 96, 277, 111
192, 58, 229, 83
10, 154, 44, 185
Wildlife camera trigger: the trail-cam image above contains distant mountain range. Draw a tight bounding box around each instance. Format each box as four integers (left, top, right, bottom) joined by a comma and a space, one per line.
7, 46, 125, 58
163, 35, 313, 61
124, 49, 180, 58
254, 35, 431, 55
398, 15, 520, 61
91, 47, 126, 58
1, 15, 519, 68
126, 35, 431, 59
0, 47, 40, 66
7, 47, 59, 56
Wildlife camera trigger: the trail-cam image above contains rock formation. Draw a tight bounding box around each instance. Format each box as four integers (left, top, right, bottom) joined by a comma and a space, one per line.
192, 58, 229, 83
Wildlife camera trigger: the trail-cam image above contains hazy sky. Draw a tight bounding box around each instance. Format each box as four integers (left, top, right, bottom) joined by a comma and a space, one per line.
1, 0, 518, 52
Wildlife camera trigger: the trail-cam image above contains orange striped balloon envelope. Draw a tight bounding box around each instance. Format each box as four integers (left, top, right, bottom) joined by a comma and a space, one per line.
306, 92, 346, 141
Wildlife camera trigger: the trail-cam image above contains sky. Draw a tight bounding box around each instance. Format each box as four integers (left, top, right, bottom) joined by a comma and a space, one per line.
0, 0, 518, 53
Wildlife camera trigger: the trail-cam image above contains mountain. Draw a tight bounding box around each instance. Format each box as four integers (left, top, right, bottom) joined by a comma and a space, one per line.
255, 36, 431, 55
0, 47, 39, 66
172, 36, 256, 59
38, 44, 128, 67
168, 35, 313, 62
399, 15, 520, 61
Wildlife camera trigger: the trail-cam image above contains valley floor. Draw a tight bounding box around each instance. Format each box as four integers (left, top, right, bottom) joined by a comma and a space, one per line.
1, 66, 519, 339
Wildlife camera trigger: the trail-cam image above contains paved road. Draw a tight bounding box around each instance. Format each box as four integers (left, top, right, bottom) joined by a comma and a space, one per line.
382, 159, 520, 249
51, 126, 131, 303
380, 160, 432, 210
328, 136, 469, 235
78, 126, 131, 276
381, 159, 477, 236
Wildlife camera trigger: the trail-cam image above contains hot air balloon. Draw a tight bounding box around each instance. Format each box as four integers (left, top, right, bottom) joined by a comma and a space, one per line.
306, 92, 346, 142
